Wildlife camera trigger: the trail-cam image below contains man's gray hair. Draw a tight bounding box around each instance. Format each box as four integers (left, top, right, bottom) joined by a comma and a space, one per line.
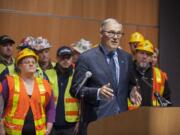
100, 18, 122, 32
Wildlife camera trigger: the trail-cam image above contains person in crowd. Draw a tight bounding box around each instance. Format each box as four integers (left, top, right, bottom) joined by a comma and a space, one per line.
50, 46, 79, 135
151, 47, 159, 67
71, 38, 92, 65
0, 48, 55, 135
0, 35, 15, 82
31, 37, 55, 71
128, 40, 171, 110
70, 18, 140, 135
17, 36, 49, 79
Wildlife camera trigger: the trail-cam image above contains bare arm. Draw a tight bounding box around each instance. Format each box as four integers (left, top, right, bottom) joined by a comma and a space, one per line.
46, 122, 53, 135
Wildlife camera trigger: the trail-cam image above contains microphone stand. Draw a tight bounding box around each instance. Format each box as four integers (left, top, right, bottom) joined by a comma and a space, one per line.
75, 71, 92, 135
78, 89, 85, 135
141, 77, 172, 107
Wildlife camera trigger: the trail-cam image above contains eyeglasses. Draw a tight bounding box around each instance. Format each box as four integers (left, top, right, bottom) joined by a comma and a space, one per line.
103, 31, 124, 38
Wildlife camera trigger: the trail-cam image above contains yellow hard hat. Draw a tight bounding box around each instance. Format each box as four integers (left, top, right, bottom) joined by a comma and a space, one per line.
136, 40, 154, 54
129, 32, 144, 43
16, 48, 38, 64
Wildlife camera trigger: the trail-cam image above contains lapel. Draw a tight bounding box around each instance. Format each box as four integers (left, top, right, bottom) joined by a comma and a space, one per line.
96, 47, 113, 84
95, 46, 117, 88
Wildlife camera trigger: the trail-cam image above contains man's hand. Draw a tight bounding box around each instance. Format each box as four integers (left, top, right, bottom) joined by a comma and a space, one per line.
99, 83, 114, 100
46, 122, 53, 135
130, 86, 142, 105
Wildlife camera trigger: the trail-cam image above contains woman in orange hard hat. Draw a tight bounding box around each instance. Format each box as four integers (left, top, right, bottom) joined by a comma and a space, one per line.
0, 48, 55, 135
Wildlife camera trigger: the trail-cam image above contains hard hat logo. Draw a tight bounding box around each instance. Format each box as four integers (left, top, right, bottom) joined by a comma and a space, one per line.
129, 32, 144, 43
17, 36, 36, 50
136, 40, 154, 54
72, 38, 92, 54
32, 37, 52, 51
17, 36, 51, 51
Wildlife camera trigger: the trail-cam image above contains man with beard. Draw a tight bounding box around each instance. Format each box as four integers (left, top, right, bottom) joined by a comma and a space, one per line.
0, 35, 15, 82
129, 40, 171, 109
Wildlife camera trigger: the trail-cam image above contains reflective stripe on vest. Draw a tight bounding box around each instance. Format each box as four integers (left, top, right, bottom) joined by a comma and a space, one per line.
64, 75, 79, 122
45, 69, 59, 106
4, 75, 47, 135
128, 67, 166, 110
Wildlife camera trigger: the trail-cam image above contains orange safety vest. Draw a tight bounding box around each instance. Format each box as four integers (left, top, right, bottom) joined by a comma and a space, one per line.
2, 74, 52, 135
45, 68, 79, 123
128, 67, 166, 110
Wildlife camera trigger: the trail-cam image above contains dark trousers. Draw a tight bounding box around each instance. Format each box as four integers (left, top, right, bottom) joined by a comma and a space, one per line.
78, 122, 88, 135
50, 125, 75, 135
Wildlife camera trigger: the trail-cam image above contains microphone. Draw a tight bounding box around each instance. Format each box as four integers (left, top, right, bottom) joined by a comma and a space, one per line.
154, 92, 164, 106
154, 91, 172, 107
75, 71, 92, 97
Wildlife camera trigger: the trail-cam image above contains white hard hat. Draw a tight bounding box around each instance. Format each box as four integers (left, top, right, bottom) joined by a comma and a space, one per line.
32, 37, 51, 51
72, 38, 92, 54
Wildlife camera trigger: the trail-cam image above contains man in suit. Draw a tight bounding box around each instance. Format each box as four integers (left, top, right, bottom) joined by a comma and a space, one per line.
70, 18, 141, 135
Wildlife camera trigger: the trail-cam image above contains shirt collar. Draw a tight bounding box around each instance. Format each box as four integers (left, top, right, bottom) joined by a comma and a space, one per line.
0, 55, 14, 65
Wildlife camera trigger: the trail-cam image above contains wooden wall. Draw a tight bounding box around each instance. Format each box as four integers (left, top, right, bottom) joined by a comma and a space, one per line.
0, 0, 159, 60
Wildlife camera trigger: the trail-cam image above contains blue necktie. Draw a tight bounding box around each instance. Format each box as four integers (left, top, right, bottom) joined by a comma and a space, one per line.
108, 52, 117, 86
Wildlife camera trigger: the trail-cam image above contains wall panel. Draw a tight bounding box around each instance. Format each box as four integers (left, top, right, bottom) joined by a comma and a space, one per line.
0, 0, 159, 60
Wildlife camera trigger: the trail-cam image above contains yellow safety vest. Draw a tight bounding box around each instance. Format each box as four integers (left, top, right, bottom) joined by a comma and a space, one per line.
45, 68, 79, 123
128, 67, 166, 110
45, 69, 59, 106
0, 63, 15, 75
36, 62, 56, 79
